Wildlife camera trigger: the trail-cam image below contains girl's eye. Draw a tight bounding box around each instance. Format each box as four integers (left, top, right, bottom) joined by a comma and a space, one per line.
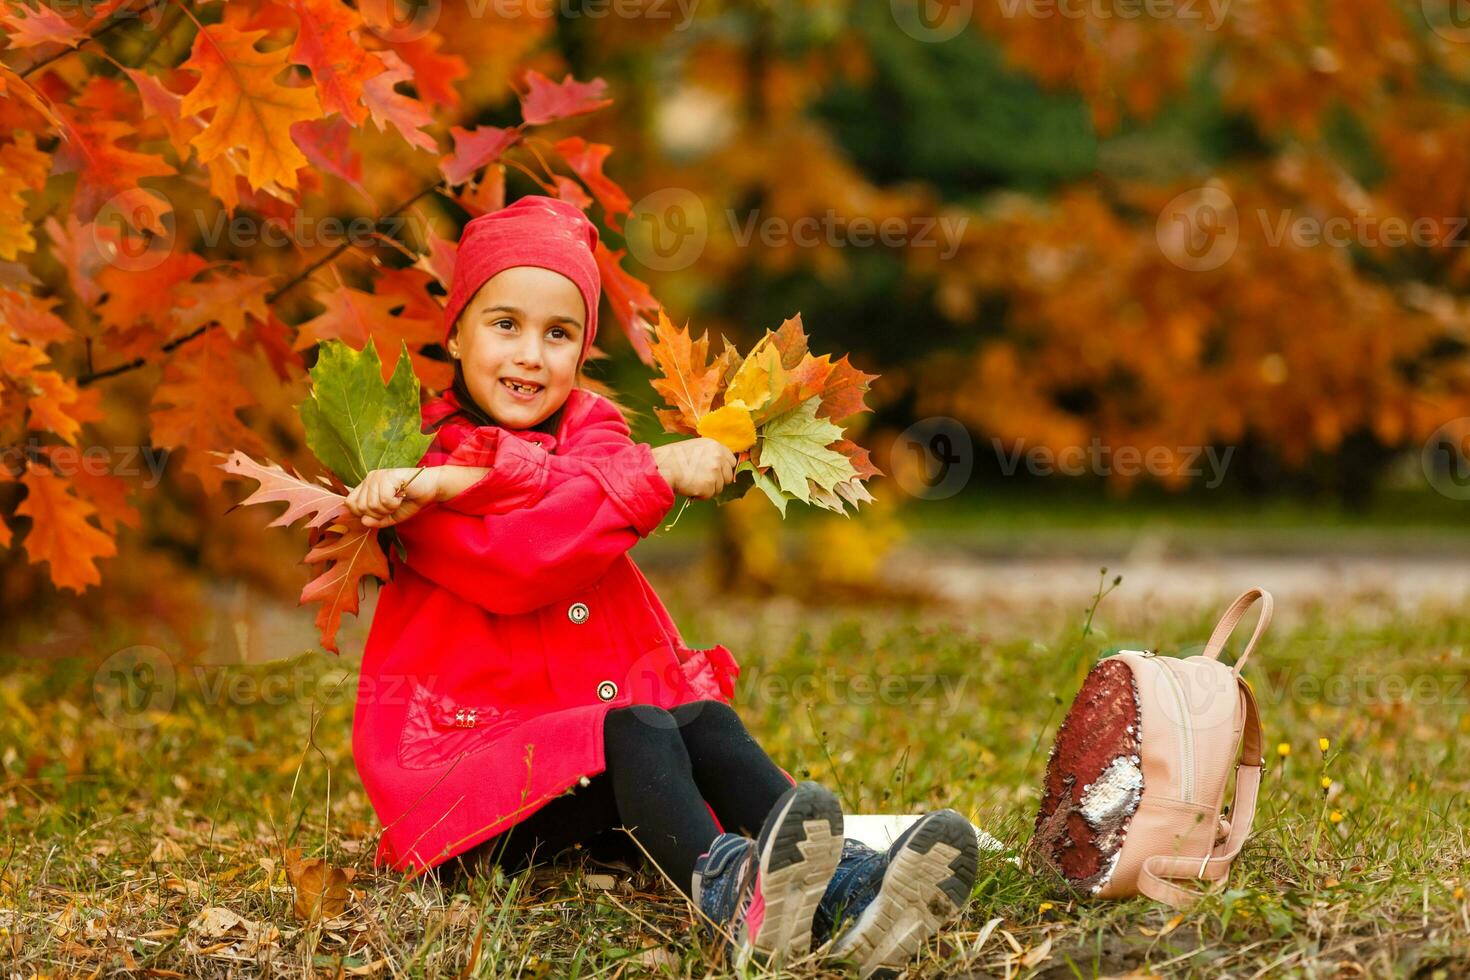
549, 326, 570, 340
493, 319, 514, 331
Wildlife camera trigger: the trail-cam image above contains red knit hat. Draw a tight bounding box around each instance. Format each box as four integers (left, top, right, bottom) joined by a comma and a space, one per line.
442, 195, 602, 364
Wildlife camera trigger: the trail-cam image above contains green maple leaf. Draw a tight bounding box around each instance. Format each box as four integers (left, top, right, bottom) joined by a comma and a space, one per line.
713, 460, 791, 516
758, 397, 856, 504
296, 340, 432, 486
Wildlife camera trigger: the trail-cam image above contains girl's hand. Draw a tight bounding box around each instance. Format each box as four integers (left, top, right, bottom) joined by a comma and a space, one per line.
345, 467, 442, 528
650, 438, 738, 499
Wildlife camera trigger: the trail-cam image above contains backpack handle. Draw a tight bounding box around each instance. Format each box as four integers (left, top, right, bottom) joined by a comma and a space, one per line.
1202, 588, 1273, 676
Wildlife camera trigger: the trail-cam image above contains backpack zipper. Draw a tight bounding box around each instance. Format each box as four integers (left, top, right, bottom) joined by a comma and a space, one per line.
1156, 658, 1196, 802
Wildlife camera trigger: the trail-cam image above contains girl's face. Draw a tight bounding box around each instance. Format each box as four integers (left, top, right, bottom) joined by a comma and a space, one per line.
447, 266, 585, 429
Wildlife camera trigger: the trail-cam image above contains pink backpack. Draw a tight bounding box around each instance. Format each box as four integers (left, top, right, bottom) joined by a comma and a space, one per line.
1030, 589, 1271, 906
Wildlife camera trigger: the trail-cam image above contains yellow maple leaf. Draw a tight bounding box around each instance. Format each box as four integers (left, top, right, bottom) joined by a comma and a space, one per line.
696, 404, 757, 452
725, 332, 787, 414
180, 25, 324, 191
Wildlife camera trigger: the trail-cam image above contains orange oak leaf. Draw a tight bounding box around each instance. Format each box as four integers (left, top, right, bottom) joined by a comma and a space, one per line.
72, 73, 139, 121
361, 50, 436, 154
252, 309, 302, 382
63, 464, 141, 535
214, 451, 381, 654
553, 137, 630, 232
441, 124, 519, 186
295, 282, 443, 386
214, 450, 348, 530
553, 175, 592, 210
409, 234, 456, 291
375, 266, 452, 386
455, 163, 505, 217
0, 3, 85, 49
0, 288, 71, 348
518, 70, 611, 126
98, 250, 209, 334
0, 333, 47, 378
299, 518, 387, 655
172, 271, 273, 339
594, 242, 656, 364
0, 132, 48, 260
15, 463, 117, 593
293, 281, 392, 351
150, 333, 269, 494
42, 214, 104, 305
121, 65, 257, 212
376, 265, 444, 324
179, 24, 324, 191
378, 32, 467, 110
0, 64, 61, 130
287, 0, 381, 126
27, 371, 104, 445
0, 513, 10, 549
290, 117, 365, 196
52, 112, 176, 226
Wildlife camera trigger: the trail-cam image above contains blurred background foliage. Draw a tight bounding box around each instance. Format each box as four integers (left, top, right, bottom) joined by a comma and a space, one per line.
3, 0, 1470, 657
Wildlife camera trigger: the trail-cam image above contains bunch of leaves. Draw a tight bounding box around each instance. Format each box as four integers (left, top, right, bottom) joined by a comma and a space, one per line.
649, 310, 880, 516
0, 0, 663, 598
215, 340, 430, 653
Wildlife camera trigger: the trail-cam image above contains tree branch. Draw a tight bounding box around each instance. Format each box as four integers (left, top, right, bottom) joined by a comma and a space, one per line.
76, 176, 451, 386
19, 3, 154, 77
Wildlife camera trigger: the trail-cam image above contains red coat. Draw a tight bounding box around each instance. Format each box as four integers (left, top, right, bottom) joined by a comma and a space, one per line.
353, 387, 742, 874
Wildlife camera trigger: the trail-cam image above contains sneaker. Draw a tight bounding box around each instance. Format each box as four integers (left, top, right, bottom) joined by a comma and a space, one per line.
816, 809, 980, 978
691, 831, 755, 949
691, 781, 844, 968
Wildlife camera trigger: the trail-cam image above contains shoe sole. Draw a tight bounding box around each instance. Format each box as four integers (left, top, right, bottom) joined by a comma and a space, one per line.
738, 781, 844, 968
829, 810, 979, 978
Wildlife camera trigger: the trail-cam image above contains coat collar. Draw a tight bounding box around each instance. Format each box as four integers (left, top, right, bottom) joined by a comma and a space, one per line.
422, 387, 593, 455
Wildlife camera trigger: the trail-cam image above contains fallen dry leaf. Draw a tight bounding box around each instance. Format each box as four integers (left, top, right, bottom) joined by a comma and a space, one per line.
284, 847, 356, 923
1020, 935, 1053, 969
150, 838, 187, 863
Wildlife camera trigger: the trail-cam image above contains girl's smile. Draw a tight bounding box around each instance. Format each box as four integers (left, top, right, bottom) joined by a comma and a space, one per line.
448, 266, 586, 429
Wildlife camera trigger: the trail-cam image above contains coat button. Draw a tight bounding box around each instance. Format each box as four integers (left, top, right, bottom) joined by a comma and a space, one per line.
597, 680, 618, 702
568, 602, 590, 625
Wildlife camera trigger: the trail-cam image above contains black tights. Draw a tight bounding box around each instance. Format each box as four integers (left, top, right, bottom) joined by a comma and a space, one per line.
458, 700, 794, 899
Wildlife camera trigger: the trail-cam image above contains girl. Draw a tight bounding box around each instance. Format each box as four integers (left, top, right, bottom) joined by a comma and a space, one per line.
345, 195, 979, 974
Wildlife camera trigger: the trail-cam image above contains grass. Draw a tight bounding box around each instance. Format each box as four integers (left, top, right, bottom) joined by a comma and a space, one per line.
3, 572, 1469, 977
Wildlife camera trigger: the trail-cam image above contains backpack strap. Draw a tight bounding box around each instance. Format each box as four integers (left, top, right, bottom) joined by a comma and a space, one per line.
1138, 678, 1264, 907
1202, 588, 1273, 676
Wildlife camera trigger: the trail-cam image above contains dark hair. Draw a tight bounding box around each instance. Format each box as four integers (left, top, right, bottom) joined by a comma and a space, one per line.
430, 355, 567, 436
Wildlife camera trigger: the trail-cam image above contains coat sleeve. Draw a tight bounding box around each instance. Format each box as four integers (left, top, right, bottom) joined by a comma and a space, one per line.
435, 394, 664, 522
394, 404, 675, 617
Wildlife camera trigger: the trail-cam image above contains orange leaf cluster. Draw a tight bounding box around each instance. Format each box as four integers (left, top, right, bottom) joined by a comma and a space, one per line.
0, 1, 669, 605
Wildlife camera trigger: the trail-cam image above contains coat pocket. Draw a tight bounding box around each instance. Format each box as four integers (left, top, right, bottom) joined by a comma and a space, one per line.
678, 643, 741, 701
397, 682, 523, 770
